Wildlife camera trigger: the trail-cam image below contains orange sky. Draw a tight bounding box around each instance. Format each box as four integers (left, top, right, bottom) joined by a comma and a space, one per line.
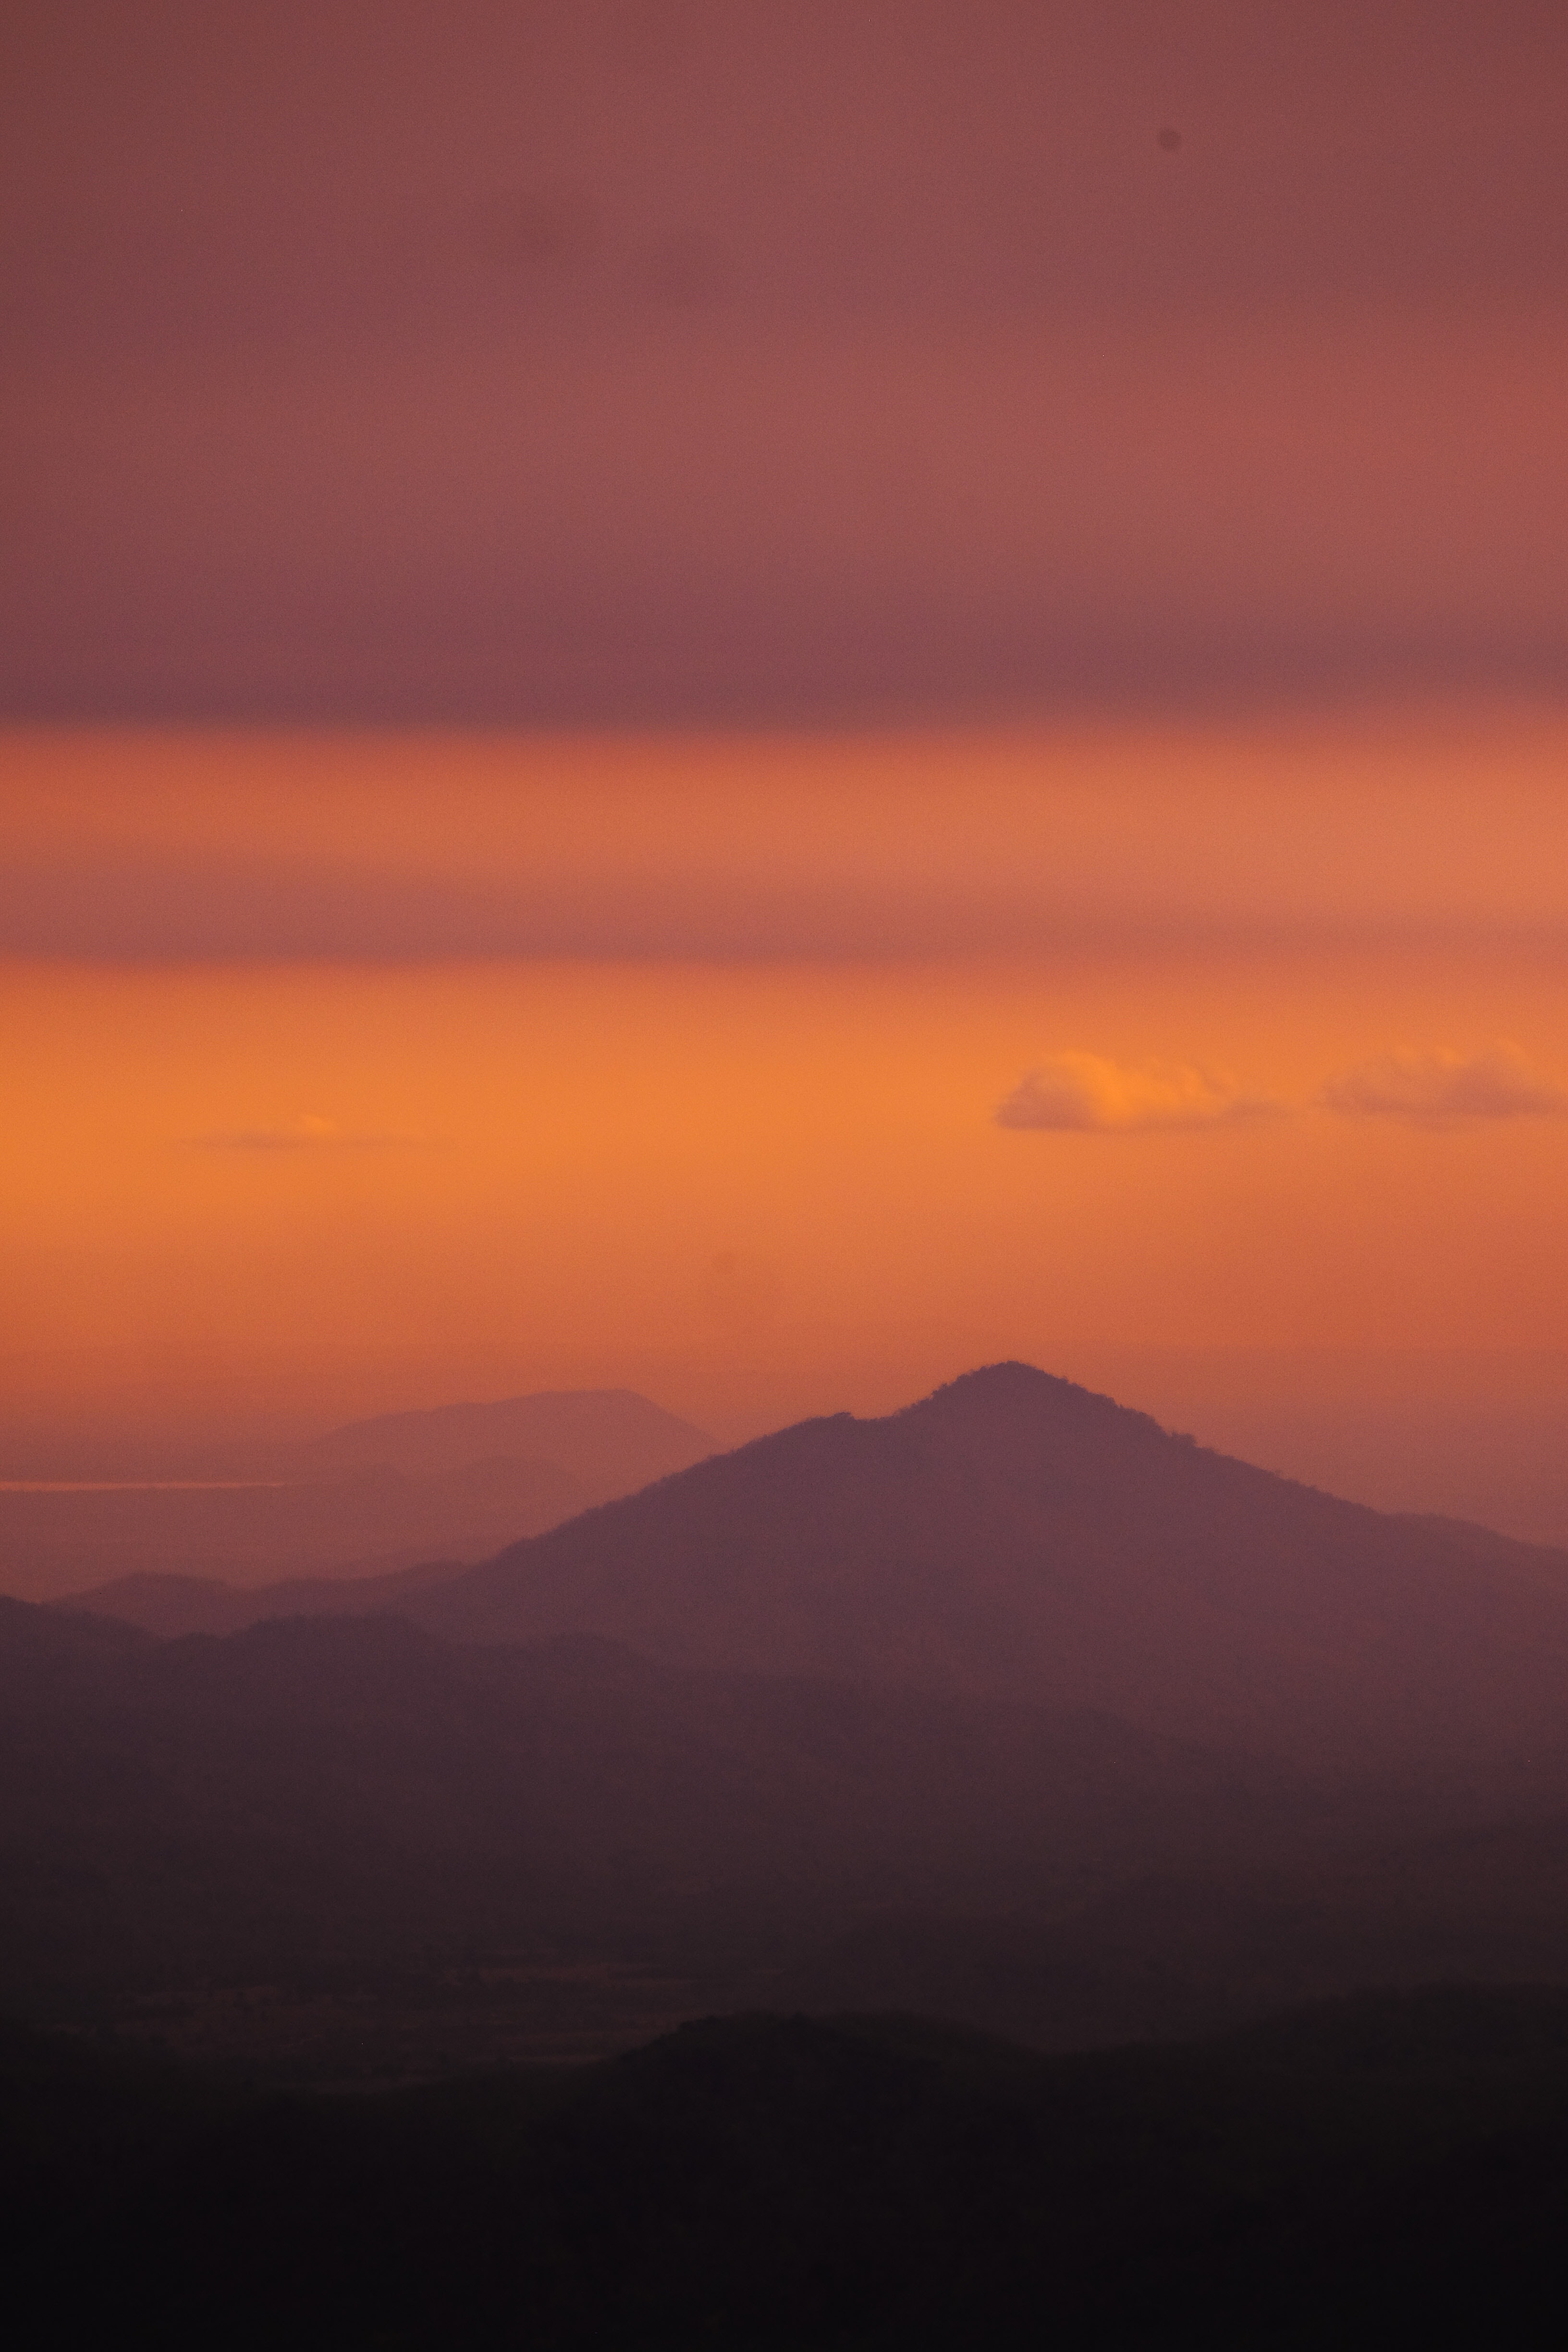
7, 14, 1568, 1538
5, 711, 1567, 1532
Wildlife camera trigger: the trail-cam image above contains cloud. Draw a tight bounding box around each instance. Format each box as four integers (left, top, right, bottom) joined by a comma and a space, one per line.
191, 1114, 421, 1152
1318, 1042, 1568, 1127
11, 719, 1568, 968
8, 11, 1568, 722
995, 1053, 1281, 1134
995, 1041, 1568, 1137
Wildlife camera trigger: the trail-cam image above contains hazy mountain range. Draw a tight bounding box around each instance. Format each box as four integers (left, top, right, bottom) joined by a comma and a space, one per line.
8, 1361, 1568, 2072
0, 1599, 1322, 2011
61, 1364, 1568, 1777
1, 1388, 712, 1602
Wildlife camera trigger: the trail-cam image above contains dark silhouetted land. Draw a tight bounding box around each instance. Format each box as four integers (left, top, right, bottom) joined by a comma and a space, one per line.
13, 1362, 1568, 2339
398, 1364, 1568, 1778
8, 1366, 1568, 2076
7, 1990, 1568, 2348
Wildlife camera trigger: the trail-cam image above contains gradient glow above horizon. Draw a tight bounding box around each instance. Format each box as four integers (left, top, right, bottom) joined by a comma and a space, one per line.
3, 7, 1567, 1535
5, 711, 1568, 1537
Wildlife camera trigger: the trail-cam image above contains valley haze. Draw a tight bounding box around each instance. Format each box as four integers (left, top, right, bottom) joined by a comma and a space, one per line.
7, 1361, 1568, 2086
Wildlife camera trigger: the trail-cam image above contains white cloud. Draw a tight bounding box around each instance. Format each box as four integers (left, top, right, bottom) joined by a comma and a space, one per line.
1318, 1041, 1568, 1126
995, 1053, 1281, 1134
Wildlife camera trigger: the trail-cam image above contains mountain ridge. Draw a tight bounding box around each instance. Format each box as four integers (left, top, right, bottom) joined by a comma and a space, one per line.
285, 1385, 713, 1487
12, 1385, 714, 1604
394, 1361, 1568, 1776
48, 1363, 1568, 1786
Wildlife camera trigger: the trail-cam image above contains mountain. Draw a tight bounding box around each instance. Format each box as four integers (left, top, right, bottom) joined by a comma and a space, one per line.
27, 1364, 1568, 2071
54, 1556, 471, 1639
12, 1583, 1568, 2067
397, 1364, 1568, 1777
7, 1462, 585, 1602
13, 1388, 713, 1603
0, 1593, 1319, 2021
282, 1387, 713, 1494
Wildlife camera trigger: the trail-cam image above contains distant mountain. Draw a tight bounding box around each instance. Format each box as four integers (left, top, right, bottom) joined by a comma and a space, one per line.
397, 1363, 1568, 1777
10, 1389, 713, 1602
55, 1556, 470, 1639
284, 1388, 713, 1495
7, 1461, 588, 1602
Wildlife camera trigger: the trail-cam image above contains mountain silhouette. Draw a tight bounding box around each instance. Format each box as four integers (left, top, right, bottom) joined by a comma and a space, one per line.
23, 1368, 1568, 2060
0, 1594, 1321, 2018
54, 1556, 470, 1639
12, 1585, 1568, 2057
17, 1388, 714, 1605
283, 1386, 713, 1492
15, 1992, 1568, 2349
396, 1363, 1568, 1776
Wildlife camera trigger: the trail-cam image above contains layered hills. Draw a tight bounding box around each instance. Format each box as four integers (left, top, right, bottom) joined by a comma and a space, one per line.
21, 1362, 1568, 2069
392, 1364, 1568, 1777
15, 1388, 711, 1604
10, 1572, 1568, 2062
59, 1363, 1568, 1777
0, 1596, 1312, 2021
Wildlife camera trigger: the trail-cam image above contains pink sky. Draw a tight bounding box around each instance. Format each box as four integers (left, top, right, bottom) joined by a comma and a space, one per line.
3, 10, 1566, 1541
4, 2, 1568, 719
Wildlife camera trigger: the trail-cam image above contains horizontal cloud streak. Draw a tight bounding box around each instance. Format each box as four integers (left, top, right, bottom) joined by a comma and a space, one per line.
1319, 1044, 1568, 1127
996, 1054, 1281, 1134
10, 716, 1568, 966
191, 1115, 422, 1152
9, 314, 1568, 721
6, 11, 1568, 718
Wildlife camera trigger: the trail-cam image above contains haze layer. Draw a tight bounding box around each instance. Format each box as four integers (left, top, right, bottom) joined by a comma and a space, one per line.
5, 714, 1567, 1534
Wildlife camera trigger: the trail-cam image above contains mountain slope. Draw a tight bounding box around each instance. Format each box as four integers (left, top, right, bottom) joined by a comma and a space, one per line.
404, 1363, 1568, 1774
56, 1557, 470, 1639
13, 1587, 1568, 2061
0, 1593, 1315, 2009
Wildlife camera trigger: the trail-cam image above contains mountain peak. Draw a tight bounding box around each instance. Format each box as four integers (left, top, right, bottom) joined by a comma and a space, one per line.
900, 1361, 1166, 1445
910, 1360, 1110, 1409
399, 1360, 1568, 1774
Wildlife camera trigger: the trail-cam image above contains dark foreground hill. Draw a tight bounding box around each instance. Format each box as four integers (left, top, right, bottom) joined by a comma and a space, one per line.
0, 1594, 1318, 2031
12, 1594, 1568, 2072
52, 1555, 471, 1639
8, 1990, 1568, 2349
398, 1364, 1568, 1777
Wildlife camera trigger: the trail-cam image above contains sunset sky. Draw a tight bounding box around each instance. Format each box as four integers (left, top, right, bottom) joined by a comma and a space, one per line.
4, 5, 1567, 1534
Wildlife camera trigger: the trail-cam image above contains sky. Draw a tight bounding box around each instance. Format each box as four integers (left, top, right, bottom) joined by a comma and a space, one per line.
3, 6, 1568, 1534
5, 0, 1568, 717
